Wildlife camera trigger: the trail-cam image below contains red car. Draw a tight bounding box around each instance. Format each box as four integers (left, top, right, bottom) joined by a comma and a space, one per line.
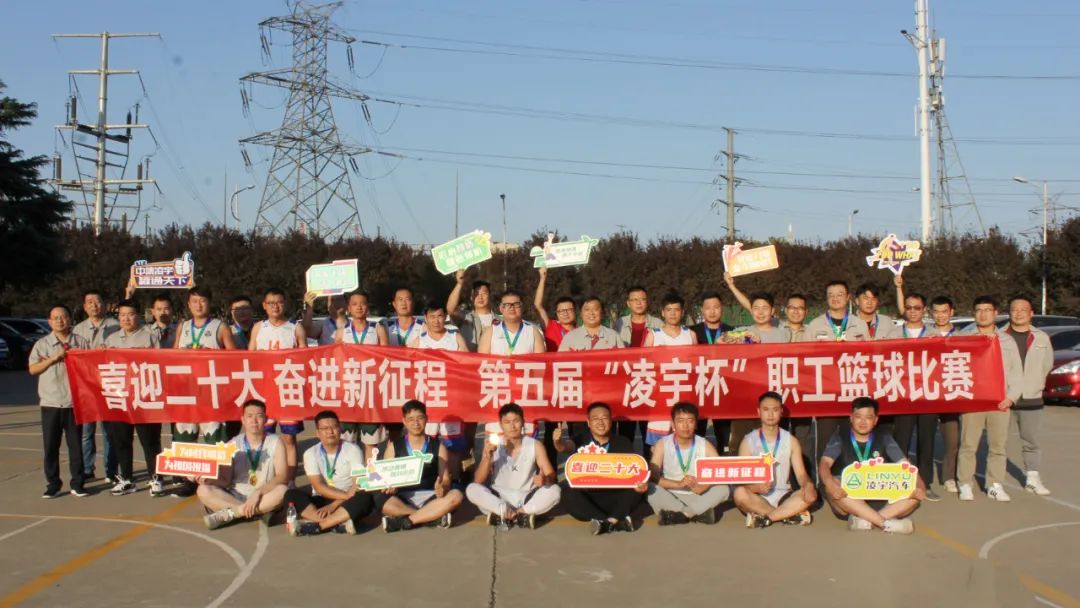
1043, 327, 1080, 406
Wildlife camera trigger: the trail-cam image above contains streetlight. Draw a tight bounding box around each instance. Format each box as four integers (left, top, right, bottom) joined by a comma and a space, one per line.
1013, 176, 1048, 314
228, 184, 255, 230
499, 193, 507, 291
848, 209, 860, 238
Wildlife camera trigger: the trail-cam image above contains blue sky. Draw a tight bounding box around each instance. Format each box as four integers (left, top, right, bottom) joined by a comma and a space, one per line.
3, 0, 1077, 247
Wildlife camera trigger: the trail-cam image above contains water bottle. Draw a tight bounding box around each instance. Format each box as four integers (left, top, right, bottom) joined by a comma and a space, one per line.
286, 502, 297, 531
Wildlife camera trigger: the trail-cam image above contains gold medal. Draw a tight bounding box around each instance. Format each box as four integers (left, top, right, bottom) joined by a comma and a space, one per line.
248, 471, 258, 485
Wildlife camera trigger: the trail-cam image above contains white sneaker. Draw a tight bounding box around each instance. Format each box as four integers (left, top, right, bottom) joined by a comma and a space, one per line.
988, 483, 1012, 502
109, 477, 136, 496
1025, 472, 1051, 496
848, 515, 872, 532
203, 508, 236, 530
943, 479, 958, 493
149, 476, 166, 497
884, 518, 914, 535
958, 484, 975, 501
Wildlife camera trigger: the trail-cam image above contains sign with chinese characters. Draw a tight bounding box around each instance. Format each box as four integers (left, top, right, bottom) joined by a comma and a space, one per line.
866, 234, 922, 275
840, 458, 918, 503
130, 252, 196, 289
565, 451, 649, 488
695, 455, 775, 485
432, 230, 493, 275
529, 233, 599, 268
65, 337, 1004, 425
154, 441, 238, 480
722, 243, 780, 277
305, 259, 359, 297
351, 448, 431, 491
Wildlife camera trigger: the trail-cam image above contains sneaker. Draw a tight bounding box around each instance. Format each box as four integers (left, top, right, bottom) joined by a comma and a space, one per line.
590, 519, 607, 536
1025, 472, 1051, 496
958, 484, 975, 501
943, 479, 958, 493
691, 508, 717, 525
781, 511, 812, 526
988, 483, 1012, 502
883, 518, 914, 535
69, 487, 90, 498
748, 514, 773, 529
172, 479, 197, 498
437, 512, 452, 530
515, 513, 536, 530
204, 508, 236, 530
382, 515, 413, 533
925, 488, 942, 502
344, 518, 358, 535
658, 510, 690, 526
485, 512, 503, 527
110, 477, 136, 496
848, 515, 872, 532
616, 516, 634, 532
288, 521, 322, 537
149, 476, 166, 498
42, 487, 62, 499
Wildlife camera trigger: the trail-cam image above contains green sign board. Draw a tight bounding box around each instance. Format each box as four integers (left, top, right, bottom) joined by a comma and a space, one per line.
431, 230, 493, 275
530, 234, 599, 268
305, 259, 359, 297
352, 450, 433, 492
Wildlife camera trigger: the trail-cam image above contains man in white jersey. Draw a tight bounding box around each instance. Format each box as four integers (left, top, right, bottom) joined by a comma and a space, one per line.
734, 392, 816, 528
466, 403, 560, 529
334, 290, 390, 454
641, 291, 697, 457
198, 400, 287, 530
478, 290, 546, 355
249, 287, 308, 483
647, 402, 729, 525
383, 286, 425, 347
171, 287, 237, 496
283, 410, 373, 536
407, 302, 469, 473
447, 271, 497, 351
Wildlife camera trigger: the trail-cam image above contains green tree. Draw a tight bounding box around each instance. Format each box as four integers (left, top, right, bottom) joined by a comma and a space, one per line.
0, 80, 73, 297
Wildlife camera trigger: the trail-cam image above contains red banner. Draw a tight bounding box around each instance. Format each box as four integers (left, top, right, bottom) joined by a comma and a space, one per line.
65, 337, 1004, 424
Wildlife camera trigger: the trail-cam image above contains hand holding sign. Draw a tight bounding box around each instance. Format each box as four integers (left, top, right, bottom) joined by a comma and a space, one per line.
174, 252, 194, 277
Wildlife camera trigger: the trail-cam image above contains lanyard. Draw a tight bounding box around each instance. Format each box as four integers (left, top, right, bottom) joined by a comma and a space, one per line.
394, 319, 416, 346
829, 311, 849, 341
704, 325, 721, 345
849, 430, 873, 463
320, 444, 341, 481
502, 322, 524, 354
242, 435, 264, 478
905, 325, 927, 339
190, 319, 209, 349
867, 314, 879, 339
674, 437, 696, 476
350, 320, 370, 344
405, 435, 430, 456
758, 429, 781, 458
939, 326, 954, 337
590, 437, 610, 452
589, 333, 601, 350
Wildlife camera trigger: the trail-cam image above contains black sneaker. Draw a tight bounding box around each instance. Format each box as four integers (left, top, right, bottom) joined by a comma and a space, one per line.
780, 511, 812, 526
42, 487, 62, 499
69, 487, 90, 498
486, 512, 503, 527
691, 508, 717, 525
658, 510, 690, 526
382, 515, 413, 533
515, 513, 536, 530
616, 516, 635, 532
590, 519, 608, 535
171, 479, 197, 498
750, 514, 773, 529
288, 521, 322, 537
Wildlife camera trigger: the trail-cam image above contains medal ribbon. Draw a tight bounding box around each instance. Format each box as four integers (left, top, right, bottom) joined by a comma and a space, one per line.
704, 326, 721, 345
758, 429, 781, 458
849, 430, 874, 463
190, 319, 209, 349
674, 436, 696, 476
350, 320, 370, 344
394, 319, 416, 346
502, 322, 524, 354
242, 435, 264, 482
320, 444, 341, 482
829, 311, 849, 341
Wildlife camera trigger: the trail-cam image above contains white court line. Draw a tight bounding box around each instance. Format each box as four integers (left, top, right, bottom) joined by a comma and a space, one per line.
0, 518, 49, 542
206, 519, 269, 608
1035, 595, 1064, 608
978, 521, 1080, 559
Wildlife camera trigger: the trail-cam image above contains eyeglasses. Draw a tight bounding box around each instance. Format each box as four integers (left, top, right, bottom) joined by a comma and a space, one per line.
556, 308, 575, 314
501, 302, 523, 309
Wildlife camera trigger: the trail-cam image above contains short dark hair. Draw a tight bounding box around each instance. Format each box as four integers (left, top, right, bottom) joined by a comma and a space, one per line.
660, 291, 684, 309
671, 402, 699, 420
905, 293, 927, 307
472, 280, 491, 294
49, 304, 73, 318
82, 290, 104, 301
188, 287, 212, 300
263, 287, 285, 300
228, 295, 252, 308
422, 302, 446, 316
972, 295, 998, 310
854, 283, 880, 298
393, 286, 413, 298
402, 399, 427, 417
554, 296, 576, 309
787, 293, 808, 306
749, 291, 774, 308
499, 290, 524, 303
581, 295, 604, 310
347, 290, 370, 303
825, 280, 849, 294
586, 402, 611, 417
626, 285, 648, 297
314, 410, 340, 426
116, 298, 139, 313
499, 402, 524, 420
153, 293, 173, 306
242, 398, 267, 413
1008, 294, 1035, 310
758, 391, 783, 405
930, 295, 955, 309
700, 291, 723, 305
851, 396, 879, 415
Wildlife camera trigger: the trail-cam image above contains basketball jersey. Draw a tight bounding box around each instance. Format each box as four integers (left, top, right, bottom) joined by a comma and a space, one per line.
254, 320, 298, 350
177, 318, 224, 350
661, 435, 707, 488
387, 317, 424, 347
490, 436, 539, 504
343, 319, 380, 345
747, 428, 792, 497
230, 432, 283, 497
650, 326, 694, 346
489, 320, 537, 355
417, 330, 461, 351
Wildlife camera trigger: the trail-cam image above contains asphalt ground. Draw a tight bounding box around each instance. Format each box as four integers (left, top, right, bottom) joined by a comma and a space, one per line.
1, 370, 1079, 608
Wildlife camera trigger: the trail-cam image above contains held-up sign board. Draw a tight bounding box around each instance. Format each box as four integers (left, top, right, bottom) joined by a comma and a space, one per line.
840, 458, 918, 503
155, 441, 238, 480
352, 448, 431, 491
130, 252, 196, 289
695, 455, 775, 485
722, 243, 779, 277
306, 259, 359, 297
432, 230, 493, 275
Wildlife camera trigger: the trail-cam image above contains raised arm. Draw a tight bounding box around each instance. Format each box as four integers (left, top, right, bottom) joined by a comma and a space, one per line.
724, 272, 753, 313
533, 267, 551, 326
446, 270, 467, 323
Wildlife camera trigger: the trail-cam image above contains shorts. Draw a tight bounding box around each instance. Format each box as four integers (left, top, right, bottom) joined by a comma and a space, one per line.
374, 488, 436, 511
426, 421, 467, 453
341, 424, 388, 446
645, 421, 672, 446
172, 422, 226, 443
761, 489, 790, 508
264, 419, 303, 436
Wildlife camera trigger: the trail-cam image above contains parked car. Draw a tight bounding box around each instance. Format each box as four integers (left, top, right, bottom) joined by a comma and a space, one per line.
0, 337, 11, 370
0, 317, 50, 369
1043, 326, 1080, 406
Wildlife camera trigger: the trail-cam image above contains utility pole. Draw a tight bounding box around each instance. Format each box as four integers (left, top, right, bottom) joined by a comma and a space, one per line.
903, 0, 933, 242
51, 32, 157, 235
500, 193, 508, 291
1041, 180, 1048, 315
454, 171, 460, 238
715, 128, 742, 241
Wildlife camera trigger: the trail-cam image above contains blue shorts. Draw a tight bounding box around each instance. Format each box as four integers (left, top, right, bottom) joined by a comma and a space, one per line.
264, 419, 304, 436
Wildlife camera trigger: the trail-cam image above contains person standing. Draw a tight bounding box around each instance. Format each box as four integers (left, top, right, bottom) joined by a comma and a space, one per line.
73, 290, 120, 482
1004, 295, 1054, 496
